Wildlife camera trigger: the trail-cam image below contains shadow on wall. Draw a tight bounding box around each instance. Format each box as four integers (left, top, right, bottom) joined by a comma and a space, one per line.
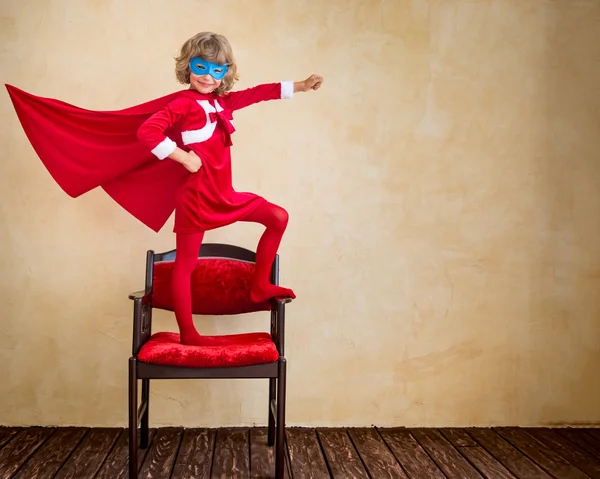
532, 1, 600, 422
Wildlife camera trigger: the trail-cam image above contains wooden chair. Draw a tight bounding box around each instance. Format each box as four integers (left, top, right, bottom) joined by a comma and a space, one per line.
127, 243, 291, 478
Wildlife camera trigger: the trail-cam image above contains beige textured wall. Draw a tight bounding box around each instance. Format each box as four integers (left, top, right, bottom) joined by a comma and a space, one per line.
1, 0, 599, 427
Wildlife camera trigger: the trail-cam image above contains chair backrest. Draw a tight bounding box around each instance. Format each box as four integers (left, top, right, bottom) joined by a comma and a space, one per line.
147, 243, 277, 315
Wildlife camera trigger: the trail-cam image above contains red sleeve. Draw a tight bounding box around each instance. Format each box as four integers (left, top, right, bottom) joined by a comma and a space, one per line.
221, 81, 294, 112
137, 97, 191, 159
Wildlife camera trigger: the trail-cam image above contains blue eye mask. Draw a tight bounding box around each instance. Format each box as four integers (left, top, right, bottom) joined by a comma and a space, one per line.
189, 57, 229, 80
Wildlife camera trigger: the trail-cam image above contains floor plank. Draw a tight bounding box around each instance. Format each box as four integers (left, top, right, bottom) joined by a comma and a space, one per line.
0, 428, 20, 451
585, 429, 600, 443
13, 428, 87, 479
286, 428, 330, 479
378, 427, 446, 479
440, 428, 479, 447
495, 427, 590, 479
53, 428, 120, 479
95, 428, 157, 479
249, 427, 291, 479
0, 427, 54, 478
211, 427, 249, 479
138, 427, 183, 479
526, 428, 600, 479
410, 428, 482, 478
459, 445, 518, 479
557, 428, 600, 460
172, 428, 216, 479
347, 428, 408, 478
467, 428, 553, 478
317, 428, 369, 479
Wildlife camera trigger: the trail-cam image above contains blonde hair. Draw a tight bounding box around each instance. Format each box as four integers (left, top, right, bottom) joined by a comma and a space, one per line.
175, 32, 239, 95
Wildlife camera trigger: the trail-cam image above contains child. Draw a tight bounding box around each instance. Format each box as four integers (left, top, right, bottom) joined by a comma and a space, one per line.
6, 31, 323, 346
137, 32, 322, 345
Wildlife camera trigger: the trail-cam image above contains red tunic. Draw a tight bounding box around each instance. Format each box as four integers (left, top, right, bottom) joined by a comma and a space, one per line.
137, 82, 292, 233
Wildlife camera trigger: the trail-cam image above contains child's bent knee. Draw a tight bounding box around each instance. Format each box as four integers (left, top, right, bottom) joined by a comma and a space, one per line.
270, 205, 289, 231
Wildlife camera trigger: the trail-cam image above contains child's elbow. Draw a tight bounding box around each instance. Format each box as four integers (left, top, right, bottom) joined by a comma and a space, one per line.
136, 123, 149, 143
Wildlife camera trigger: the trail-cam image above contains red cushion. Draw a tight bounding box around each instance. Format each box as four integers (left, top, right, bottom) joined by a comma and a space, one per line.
137, 332, 279, 368
152, 259, 271, 315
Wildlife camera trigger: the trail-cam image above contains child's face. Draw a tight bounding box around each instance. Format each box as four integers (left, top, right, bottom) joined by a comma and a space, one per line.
188, 57, 227, 94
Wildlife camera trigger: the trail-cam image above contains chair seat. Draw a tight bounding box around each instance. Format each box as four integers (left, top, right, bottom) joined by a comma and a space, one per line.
137, 332, 279, 368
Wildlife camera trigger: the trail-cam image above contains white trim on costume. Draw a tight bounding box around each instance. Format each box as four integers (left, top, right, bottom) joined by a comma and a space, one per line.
151, 137, 177, 160
182, 99, 226, 145
281, 81, 294, 99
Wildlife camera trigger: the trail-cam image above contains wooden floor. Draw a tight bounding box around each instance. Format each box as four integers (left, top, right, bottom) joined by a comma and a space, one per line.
0, 426, 599, 478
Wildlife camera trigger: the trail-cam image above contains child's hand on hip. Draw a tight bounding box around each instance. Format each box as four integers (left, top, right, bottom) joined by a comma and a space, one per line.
184, 151, 202, 173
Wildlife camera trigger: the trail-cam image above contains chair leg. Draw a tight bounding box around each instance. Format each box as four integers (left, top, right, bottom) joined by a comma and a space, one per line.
129, 358, 138, 479
275, 358, 287, 479
140, 379, 149, 448
268, 377, 276, 446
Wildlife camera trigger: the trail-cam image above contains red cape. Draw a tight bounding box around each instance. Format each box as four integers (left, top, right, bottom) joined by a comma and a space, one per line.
6, 84, 192, 232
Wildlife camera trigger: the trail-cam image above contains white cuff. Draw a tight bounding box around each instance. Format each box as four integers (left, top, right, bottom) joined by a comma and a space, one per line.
280, 81, 294, 99
151, 137, 177, 160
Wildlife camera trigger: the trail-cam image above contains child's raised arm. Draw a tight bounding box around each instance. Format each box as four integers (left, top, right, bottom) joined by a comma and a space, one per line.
222, 74, 324, 112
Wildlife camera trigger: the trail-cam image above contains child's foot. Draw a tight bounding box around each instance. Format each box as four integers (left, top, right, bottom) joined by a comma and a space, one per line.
180, 330, 208, 346
249, 283, 296, 303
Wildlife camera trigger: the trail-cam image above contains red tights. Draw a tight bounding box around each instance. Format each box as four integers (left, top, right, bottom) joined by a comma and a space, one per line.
170, 201, 295, 345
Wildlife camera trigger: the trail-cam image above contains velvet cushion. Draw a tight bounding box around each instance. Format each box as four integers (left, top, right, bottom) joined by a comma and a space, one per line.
152, 259, 271, 315
137, 332, 279, 367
